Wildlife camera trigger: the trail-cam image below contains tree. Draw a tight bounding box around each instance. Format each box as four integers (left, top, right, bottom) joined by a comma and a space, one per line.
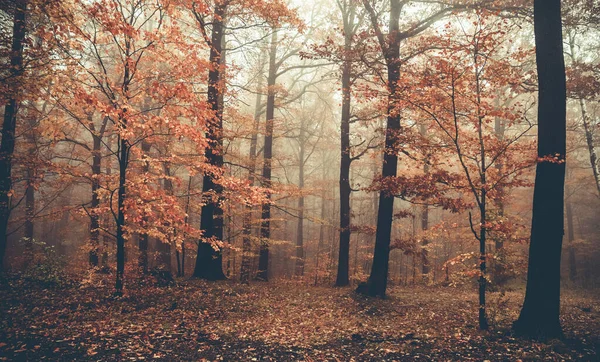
240, 51, 266, 284
254, 16, 322, 280
513, 0, 567, 339
335, 0, 359, 287
0, 0, 27, 271
411, 12, 535, 329
192, 0, 228, 281
358, 0, 469, 297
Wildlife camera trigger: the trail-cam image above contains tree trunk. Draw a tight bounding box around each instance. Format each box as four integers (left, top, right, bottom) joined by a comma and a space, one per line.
177, 175, 192, 277
336, 15, 353, 286
138, 141, 151, 274
578, 99, 600, 196
314, 162, 327, 285
478, 193, 489, 330
0, 0, 27, 271
494, 107, 505, 250
513, 0, 566, 339
361, 0, 401, 298
160, 162, 174, 272
101, 137, 113, 270
420, 122, 430, 278
240, 57, 264, 284
115, 131, 129, 295
22, 112, 38, 267
89, 134, 102, 267
475, 49, 489, 330
193, 3, 227, 280
566, 199, 577, 282
256, 28, 278, 281
115, 33, 134, 294
295, 124, 305, 277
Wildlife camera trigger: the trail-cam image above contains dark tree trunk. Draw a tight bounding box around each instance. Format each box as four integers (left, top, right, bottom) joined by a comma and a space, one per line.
101, 138, 113, 269
478, 193, 489, 330
475, 50, 489, 330
115, 131, 129, 295
0, 0, 27, 271
240, 58, 264, 284
494, 110, 505, 250
161, 163, 174, 272
256, 29, 278, 281
513, 0, 566, 339
361, 0, 402, 298
193, 3, 227, 281
138, 141, 151, 274
89, 134, 102, 267
115, 33, 134, 294
336, 16, 353, 286
177, 175, 192, 277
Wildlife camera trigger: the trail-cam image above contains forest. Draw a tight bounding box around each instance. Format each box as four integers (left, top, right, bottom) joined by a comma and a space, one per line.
0, 0, 599, 360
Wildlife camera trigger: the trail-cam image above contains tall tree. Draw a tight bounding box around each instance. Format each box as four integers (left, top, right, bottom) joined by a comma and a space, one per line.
193, 1, 228, 280
256, 28, 278, 281
335, 0, 357, 287
0, 0, 27, 271
240, 53, 265, 284
358, 0, 403, 298
358, 0, 475, 297
513, 0, 567, 339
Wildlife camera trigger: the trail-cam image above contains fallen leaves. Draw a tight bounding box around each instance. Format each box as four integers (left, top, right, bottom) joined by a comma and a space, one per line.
0, 276, 598, 361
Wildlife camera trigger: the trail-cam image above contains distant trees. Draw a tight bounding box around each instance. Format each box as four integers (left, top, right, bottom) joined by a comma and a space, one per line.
514, 0, 567, 339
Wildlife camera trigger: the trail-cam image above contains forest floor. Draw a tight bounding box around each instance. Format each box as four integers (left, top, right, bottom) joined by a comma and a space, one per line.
0, 274, 599, 361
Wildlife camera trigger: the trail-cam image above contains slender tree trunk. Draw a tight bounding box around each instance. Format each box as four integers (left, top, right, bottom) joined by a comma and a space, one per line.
494, 109, 505, 250
240, 59, 264, 284
361, 0, 402, 298
138, 141, 151, 274
160, 162, 173, 272
0, 0, 27, 271
193, 3, 227, 280
578, 100, 600, 196
257, 29, 278, 281
336, 19, 353, 286
478, 193, 489, 330
114, 33, 134, 294
115, 129, 129, 295
179, 175, 192, 277
420, 123, 430, 278
101, 137, 113, 270
295, 125, 305, 277
514, 0, 566, 339
89, 134, 102, 267
314, 162, 327, 285
566, 199, 577, 282
22, 113, 37, 267
475, 49, 489, 330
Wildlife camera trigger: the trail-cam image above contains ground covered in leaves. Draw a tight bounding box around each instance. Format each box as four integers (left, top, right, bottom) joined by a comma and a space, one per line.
1, 275, 598, 361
